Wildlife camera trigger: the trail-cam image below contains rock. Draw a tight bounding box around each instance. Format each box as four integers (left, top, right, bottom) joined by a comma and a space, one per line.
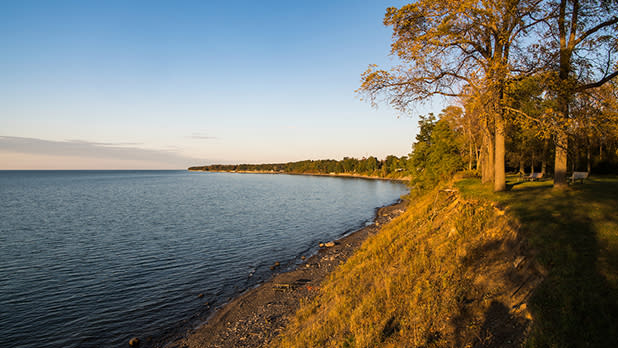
300, 255, 306, 260
274, 261, 280, 267
513, 256, 525, 268
319, 242, 325, 248
324, 241, 335, 247
129, 337, 140, 347
197, 293, 204, 298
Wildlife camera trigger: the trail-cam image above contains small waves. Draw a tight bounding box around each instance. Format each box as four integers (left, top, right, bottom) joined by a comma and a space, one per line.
0, 171, 407, 347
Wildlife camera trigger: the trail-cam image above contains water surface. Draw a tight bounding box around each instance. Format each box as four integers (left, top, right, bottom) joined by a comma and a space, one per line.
0, 170, 407, 347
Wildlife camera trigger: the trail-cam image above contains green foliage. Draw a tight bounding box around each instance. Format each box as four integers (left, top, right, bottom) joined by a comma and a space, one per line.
188, 155, 411, 178
410, 114, 464, 189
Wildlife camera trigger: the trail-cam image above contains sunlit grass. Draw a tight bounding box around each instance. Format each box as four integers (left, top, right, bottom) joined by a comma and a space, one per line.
272, 183, 523, 347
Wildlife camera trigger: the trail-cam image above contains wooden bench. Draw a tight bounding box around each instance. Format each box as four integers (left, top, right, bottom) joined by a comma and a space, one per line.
526, 172, 543, 181
570, 171, 589, 184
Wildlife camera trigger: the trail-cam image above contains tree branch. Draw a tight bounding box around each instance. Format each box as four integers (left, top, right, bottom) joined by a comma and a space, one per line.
577, 70, 618, 91
574, 16, 618, 47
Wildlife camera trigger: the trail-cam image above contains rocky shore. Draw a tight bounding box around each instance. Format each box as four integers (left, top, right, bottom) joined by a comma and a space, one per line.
156, 199, 408, 348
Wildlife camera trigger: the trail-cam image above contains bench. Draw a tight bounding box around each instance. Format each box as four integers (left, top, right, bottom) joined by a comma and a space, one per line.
570, 171, 589, 184
526, 172, 543, 181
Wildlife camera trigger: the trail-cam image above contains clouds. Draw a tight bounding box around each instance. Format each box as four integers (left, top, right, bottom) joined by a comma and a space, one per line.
188, 133, 217, 140
0, 136, 201, 169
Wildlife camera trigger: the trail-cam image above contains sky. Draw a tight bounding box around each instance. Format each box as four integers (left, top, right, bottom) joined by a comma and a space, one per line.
0, 0, 444, 169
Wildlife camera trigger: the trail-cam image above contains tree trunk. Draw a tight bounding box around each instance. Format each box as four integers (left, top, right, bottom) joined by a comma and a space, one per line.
541, 138, 549, 175
479, 148, 485, 180
554, 0, 572, 189
531, 152, 535, 175
494, 112, 506, 191
554, 131, 568, 189
587, 137, 591, 174
571, 138, 581, 172
481, 119, 494, 184
468, 139, 473, 171
519, 157, 525, 175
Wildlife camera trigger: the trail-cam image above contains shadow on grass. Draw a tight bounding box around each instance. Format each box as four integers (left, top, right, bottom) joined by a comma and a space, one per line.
461, 176, 618, 347
474, 301, 529, 348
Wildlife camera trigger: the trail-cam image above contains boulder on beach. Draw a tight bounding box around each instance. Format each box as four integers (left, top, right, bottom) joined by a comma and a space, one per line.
129, 337, 140, 347
324, 241, 335, 247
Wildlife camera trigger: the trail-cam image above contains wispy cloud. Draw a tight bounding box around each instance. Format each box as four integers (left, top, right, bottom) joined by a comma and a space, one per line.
188, 133, 217, 140
0, 136, 200, 167
66, 139, 143, 146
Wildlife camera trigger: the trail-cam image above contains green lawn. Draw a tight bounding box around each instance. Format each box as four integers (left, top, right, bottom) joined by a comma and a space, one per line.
456, 175, 618, 347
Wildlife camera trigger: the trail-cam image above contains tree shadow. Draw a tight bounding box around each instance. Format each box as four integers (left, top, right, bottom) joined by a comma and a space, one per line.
500, 178, 618, 347
452, 209, 538, 347
473, 301, 528, 347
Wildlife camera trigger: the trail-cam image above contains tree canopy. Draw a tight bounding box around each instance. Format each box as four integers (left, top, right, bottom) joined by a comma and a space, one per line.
359, 0, 618, 190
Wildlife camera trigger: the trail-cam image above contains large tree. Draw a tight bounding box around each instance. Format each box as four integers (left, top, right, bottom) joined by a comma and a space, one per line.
359, 0, 545, 191
546, 0, 618, 187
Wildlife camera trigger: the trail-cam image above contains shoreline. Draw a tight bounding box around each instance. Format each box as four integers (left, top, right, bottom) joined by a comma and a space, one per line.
154, 198, 409, 348
187, 169, 411, 183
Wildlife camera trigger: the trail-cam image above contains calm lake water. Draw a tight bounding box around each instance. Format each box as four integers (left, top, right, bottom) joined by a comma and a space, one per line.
0, 170, 407, 347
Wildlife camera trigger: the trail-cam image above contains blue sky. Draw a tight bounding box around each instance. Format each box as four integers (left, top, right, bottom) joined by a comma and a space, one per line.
0, 0, 443, 169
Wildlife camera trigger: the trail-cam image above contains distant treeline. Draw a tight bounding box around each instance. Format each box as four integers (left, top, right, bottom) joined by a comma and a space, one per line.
188, 156, 411, 178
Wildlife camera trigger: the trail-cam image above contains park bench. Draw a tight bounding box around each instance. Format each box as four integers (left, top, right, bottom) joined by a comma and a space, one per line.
570, 171, 589, 184
526, 172, 543, 181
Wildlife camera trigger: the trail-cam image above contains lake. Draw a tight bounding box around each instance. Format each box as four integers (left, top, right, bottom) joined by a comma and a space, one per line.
0, 170, 407, 347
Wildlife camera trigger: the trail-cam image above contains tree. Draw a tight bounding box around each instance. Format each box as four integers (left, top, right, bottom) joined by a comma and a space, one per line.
544, 0, 618, 187
409, 114, 463, 188
359, 1, 546, 191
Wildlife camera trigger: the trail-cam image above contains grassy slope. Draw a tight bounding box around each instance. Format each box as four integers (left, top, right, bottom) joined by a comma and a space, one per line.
272, 176, 618, 347
272, 180, 539, 347
457, 176, 618, 347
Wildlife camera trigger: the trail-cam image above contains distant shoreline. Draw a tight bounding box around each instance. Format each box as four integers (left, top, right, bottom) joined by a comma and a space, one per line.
187, 169, 410, 183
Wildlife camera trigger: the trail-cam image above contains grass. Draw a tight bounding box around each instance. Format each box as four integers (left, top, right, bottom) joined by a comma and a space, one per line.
456, 175, 618, 347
